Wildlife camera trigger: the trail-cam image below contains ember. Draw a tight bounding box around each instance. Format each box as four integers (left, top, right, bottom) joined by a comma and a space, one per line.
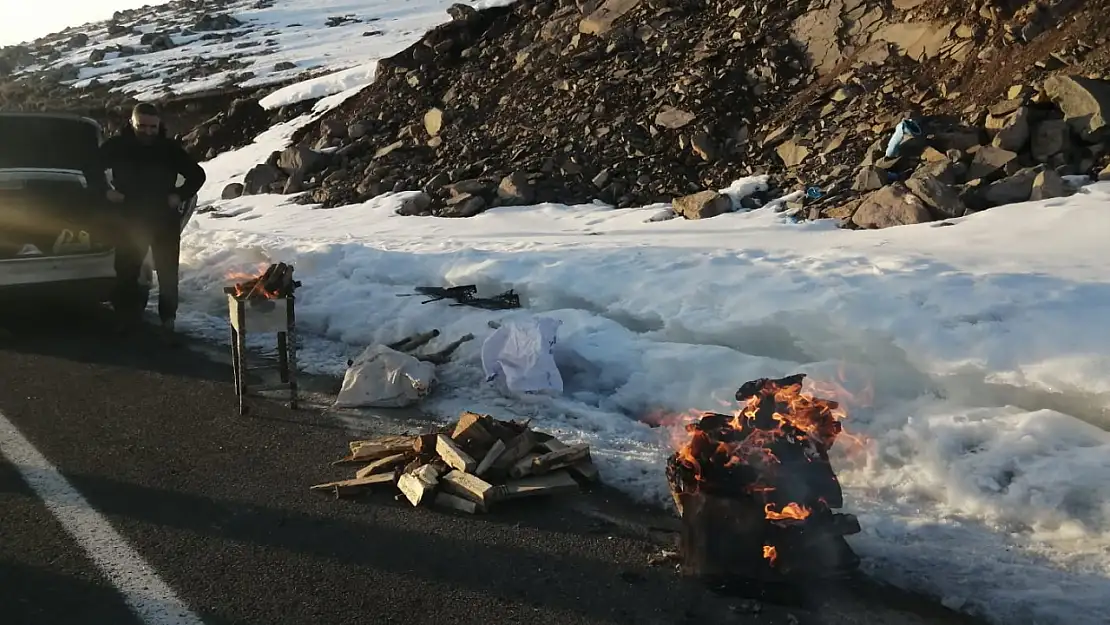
666, 374, 861, 581
224, 262, 300, 300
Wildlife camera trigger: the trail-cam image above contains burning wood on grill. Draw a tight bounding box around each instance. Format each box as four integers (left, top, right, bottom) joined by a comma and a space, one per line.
224, 262, 301, 300
311, 411, 600, 513
666, 374, 862, 581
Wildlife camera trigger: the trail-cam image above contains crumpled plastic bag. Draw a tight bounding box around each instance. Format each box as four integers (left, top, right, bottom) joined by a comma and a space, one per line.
481, 316, 564, 396
333, 344, 437, 408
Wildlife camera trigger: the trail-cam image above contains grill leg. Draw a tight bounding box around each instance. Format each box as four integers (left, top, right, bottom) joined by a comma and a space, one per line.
287, 296, 299, 409
235, 301, 248, 416
231, 327, 242, 397
277, 332, 289, 383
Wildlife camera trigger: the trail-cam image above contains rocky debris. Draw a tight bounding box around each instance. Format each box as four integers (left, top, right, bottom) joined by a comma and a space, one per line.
1043, 75, 1110, 141
222, 182, 245, 200
180, 97, 292, 160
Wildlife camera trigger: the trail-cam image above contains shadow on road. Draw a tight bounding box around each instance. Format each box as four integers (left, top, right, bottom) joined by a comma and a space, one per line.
0, 301, 227, 384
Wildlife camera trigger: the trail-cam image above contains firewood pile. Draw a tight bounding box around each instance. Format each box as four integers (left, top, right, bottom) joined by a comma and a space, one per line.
224, 262, 300, 300
311, 411, 600, 513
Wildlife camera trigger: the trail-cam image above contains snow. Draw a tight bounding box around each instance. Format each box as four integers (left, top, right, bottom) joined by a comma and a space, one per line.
183, 115, 1110, 625
15, 0, 508, 103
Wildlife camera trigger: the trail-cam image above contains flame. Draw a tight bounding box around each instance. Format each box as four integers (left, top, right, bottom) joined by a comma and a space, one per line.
764, 502, 811, 521
763, 545, 777, 566
225, 264, 280, 299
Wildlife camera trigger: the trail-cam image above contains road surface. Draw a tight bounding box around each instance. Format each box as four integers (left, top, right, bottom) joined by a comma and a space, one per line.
0, 305, 985, 625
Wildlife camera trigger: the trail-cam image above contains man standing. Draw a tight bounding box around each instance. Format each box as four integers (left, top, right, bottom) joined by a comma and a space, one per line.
99, 102, 206, 339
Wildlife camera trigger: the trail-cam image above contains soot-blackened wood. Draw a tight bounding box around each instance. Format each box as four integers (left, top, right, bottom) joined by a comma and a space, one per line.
677, 492, 774, 581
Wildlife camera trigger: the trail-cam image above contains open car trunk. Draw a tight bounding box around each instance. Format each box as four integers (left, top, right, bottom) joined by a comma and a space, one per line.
0, 114, 111, 260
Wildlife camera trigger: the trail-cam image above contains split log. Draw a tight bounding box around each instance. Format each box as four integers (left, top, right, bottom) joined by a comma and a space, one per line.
530, 443, 591, 476
310, 473, 395, 497
508, 453, 543, 479
414, 433, 438, 454
398, 464, 441, 506
452, 411, 498, 450
436, 434, 477, 473
388, 329, 440, 353
475, 439, 506, 477
416, 333, 475, 365
355, 452, 411, 478
440, 470, 495, 509
540, 439, 600, 483
490, 430, 539, 473
495, 470, 580, 501
434, 492, 479, 514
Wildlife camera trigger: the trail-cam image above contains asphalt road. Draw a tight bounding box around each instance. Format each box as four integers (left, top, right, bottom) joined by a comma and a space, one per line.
0, 304, 987, 625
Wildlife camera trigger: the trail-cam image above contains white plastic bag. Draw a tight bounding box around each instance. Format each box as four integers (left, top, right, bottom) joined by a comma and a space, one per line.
481, 317, 564, 396
333, 344, 436, 408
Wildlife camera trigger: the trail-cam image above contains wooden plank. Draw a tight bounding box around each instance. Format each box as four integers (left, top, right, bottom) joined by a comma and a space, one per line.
495, 470, 580, 501
434, 492, 479, 514
440, 470, 495, 508
355, 452, 411, 479
436, 434, 477, 473
451, 411, 497, 449
475, 439, 506, 477
350, 436, 416, 461
397, 464, 440, 507
310, 473, 395, 497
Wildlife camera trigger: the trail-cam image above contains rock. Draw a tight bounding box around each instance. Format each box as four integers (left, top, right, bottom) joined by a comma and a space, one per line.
916, 159, 965, 185
349, 122, 368, 139
654, 106, 695, 129
853, 166, 886, 192
1099, 163, 1110, 182
396, 192, 433, 215
440, 194, 488, 217
905, 174, 965, 219
497, 171, 536, 205
988, 99, 1024, 117
194, 13, 243, 32
989, 107, 1030, 152
1042, 75, 1110, 141
446, 3, 479, 21
672, 190, 730, 220
274, 61, 297, 71
1030, 119, 1070, 162
776, 140, 810, 168
321, 119, 347, 139
67, 33, 89, 49
447, 179, 492, 196
89, 49, 106, 63
243, 163, 284, 195
1030, 169, 1069, 201
934, 130, 982, 152
424, 108, 444, 136
277, 146, 325, 175
579, 0, 642, 36
690, 132, 716, 161
851, 183, 935, 229
221, 182, 245, 200
921, 146, 947, 162
980, 168, 1039, 206
967, 146, 1018, 180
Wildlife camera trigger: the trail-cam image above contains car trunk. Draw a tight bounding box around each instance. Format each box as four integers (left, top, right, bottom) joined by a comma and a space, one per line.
0, 115, 112, 259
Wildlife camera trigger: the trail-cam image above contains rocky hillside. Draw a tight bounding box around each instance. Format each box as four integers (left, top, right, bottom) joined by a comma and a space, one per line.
227, 0, 1110, 227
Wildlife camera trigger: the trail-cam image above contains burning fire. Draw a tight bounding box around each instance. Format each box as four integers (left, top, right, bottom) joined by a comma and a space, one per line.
225, 262, 298, 300
670, 374, 865, 570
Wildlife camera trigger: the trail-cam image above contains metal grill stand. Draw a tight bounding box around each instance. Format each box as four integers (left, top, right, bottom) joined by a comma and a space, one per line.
226, 291, 299, 415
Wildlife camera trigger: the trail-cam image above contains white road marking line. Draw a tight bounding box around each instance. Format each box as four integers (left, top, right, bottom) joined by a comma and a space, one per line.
0, 409, 207, 625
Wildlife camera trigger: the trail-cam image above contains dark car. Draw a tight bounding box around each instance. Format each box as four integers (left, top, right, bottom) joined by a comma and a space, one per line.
0, 113, 196, 303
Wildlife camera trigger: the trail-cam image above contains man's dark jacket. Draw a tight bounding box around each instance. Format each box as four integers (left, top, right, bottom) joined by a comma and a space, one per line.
95, 123, 207, 226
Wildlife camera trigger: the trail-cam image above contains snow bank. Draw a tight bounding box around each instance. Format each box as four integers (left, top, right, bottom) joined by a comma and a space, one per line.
177, 128, 1110, 623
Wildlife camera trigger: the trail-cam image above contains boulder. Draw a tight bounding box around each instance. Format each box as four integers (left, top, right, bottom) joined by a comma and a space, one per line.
852, 166, 885, 192
221, 183, 245, 199
243, 163, 284, 195
905, 174, 965, 219
672, 191, 731, 220
1029, 169, 1069, 201
396, 192, 433, 215
988, 106, 1030, 152
850, 183, 935, 229
1030, 119, 1070, 163
277, 146, 325, 175
497, 171, 536, 205
1042, 75, 1110, 141
967, 145, 1017, 180
980, 168, 1039, 206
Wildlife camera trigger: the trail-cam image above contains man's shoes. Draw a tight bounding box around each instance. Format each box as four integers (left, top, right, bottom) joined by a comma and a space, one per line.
160, 318, 181, 347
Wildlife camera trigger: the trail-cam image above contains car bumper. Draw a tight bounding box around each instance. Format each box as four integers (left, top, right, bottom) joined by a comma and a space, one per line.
0, 249, 118, 302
